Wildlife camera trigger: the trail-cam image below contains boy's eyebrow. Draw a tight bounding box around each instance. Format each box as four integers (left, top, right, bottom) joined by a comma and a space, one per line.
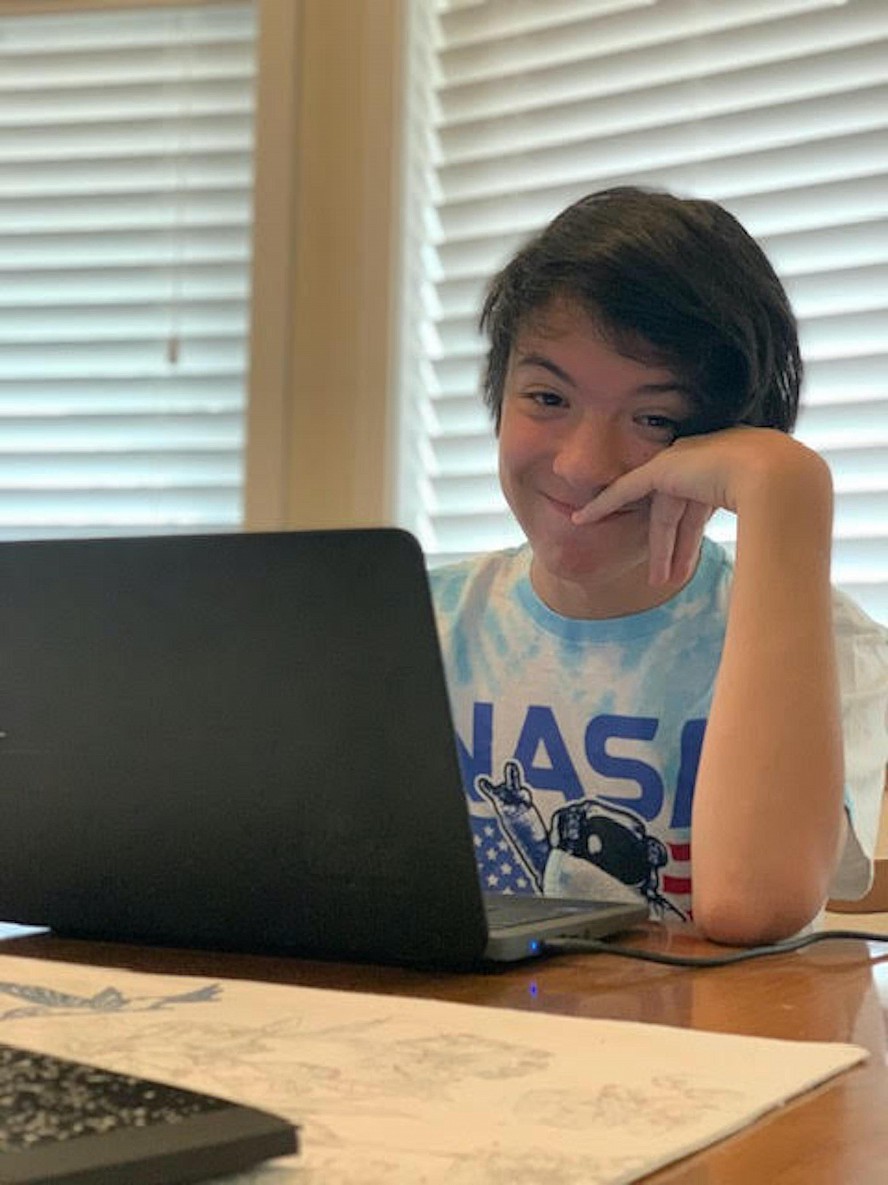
635, 381, 693, 398
514, 352, 577, 387
514, 352, 691, 398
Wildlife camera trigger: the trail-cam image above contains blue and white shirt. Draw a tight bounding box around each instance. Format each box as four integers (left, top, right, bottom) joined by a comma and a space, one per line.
430, 538, 888, 920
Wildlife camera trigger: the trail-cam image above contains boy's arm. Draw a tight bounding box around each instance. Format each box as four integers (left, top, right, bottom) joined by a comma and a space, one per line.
574, 428, 845, 944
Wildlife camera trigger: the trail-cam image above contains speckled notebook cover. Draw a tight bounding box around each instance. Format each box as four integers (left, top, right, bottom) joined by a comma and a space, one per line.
0, 1043, 298, 1184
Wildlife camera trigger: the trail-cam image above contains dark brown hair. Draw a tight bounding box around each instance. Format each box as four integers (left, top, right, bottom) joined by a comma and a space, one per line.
479, 186, 802, 435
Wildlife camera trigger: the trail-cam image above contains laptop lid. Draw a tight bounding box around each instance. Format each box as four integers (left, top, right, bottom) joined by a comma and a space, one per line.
0, 528, 644, 967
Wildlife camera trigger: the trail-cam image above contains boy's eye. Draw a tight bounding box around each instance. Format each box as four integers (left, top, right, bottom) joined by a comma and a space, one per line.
529, 391, 565, 408
638, 414, 681, 439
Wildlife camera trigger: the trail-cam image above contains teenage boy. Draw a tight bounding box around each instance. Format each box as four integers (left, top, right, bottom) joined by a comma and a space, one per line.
430, 187, 888, 945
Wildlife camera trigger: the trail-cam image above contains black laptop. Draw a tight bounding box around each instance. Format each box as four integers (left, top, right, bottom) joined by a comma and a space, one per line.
0, 528, 646, 967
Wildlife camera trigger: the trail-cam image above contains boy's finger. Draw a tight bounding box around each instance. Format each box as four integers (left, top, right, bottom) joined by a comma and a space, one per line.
571, 472, 653, 524
647, 493, 686, 586
669, 500, 712, 584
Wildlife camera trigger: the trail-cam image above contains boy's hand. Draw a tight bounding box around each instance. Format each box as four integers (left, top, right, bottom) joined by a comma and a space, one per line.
571, 427, 832, 587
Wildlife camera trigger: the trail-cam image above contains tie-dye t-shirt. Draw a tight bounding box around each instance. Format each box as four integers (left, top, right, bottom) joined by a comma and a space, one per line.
430, 537, 888, 921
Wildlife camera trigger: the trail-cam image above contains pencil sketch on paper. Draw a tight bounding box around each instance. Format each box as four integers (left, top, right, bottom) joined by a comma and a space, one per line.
0, 979, 221, 1022
518, 1076, 745, 1132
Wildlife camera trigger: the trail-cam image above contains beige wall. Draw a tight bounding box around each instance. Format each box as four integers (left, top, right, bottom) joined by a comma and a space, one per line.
246, 0, 404, 531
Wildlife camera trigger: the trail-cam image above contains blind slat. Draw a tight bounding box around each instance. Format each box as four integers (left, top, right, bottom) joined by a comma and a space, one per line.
0, 155, 251, 198
0, 304, 248, 342
0, 377, 243, 413
0, 10, 252, 57
0, 451, 240, 485
0, 342, 247, 382
0, 414, 243, 449
0, 228, 251, 269
0, 267, 248, 305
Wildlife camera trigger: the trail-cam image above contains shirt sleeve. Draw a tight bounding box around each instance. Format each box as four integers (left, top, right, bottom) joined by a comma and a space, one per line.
828, 590, 888, 901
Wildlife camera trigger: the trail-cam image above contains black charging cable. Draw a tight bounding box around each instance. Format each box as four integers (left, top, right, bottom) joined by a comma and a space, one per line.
544, 928, 888, 967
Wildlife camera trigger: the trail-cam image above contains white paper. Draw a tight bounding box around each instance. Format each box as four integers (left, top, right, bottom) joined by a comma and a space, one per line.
0, 954, 867, 1184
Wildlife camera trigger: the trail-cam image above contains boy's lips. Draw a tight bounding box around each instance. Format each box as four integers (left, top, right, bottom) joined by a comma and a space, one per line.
543, 493, 582, 517
543, 491, 646, 519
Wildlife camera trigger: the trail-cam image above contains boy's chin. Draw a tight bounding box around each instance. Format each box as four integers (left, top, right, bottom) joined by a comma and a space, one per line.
529, 550, 653, 610
532, 538, 647, 584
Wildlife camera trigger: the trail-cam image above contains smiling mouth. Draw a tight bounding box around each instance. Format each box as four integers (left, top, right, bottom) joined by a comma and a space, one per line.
543, 494, 580, 517
544, 493, 645, 519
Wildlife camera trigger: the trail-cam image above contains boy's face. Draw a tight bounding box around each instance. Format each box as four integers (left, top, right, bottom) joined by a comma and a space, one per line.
498, 299, 694, 618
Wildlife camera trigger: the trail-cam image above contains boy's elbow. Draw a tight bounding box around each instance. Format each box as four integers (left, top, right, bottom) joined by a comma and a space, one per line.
693, 841, 840, 946
693, 884, 826, 947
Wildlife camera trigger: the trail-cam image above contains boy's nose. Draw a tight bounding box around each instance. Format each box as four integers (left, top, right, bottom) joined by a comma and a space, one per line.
551, 417, 627, 491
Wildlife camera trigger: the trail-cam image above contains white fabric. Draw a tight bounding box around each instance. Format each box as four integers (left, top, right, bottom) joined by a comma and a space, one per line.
830, 587, 888, 898
430, 538, 888, 920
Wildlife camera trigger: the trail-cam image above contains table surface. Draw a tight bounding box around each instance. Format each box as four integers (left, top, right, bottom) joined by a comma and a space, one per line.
2, 922, 887, 1184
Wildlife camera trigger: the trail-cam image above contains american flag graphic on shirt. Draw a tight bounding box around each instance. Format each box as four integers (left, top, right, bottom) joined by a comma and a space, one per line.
471, 815, 535, 894
471, 810, 693, 918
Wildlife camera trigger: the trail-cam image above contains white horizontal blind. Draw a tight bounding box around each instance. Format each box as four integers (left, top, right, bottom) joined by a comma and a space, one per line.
400, 0, 888, 625
0, 1, 256, 539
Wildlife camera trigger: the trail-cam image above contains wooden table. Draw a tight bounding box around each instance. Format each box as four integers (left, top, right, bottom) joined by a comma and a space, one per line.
2, 922, 886, 1184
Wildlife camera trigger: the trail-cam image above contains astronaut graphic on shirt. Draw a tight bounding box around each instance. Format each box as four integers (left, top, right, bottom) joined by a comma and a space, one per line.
477, 759, 686, 919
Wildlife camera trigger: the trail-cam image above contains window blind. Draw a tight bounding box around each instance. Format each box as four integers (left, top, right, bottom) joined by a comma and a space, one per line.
0, 0, 256, 539
400, 0, 888, 626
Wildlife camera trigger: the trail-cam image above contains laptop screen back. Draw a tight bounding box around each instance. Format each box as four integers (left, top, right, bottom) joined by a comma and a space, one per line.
0, 529, 489, 966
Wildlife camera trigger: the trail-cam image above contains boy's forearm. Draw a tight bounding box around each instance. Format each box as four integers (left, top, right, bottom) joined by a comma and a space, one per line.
691, 451, 845, 945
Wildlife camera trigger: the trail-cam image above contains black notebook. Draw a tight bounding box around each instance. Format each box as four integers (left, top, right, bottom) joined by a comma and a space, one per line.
0, 1043, 297, 1185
